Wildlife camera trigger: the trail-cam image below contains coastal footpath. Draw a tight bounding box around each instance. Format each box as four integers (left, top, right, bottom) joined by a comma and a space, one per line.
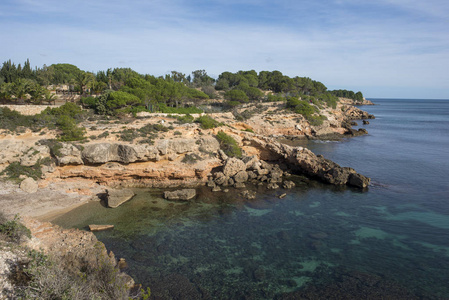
0, 98, 373, 298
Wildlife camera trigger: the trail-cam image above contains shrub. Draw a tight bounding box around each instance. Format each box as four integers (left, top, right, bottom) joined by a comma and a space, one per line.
0, 213, 31, 243
266, 94, 285, 102
174, 114, 194, 124
56, 115, 86, 141
215, 131, 242, 158
224, 89, 249, 103
307, 114, 327, 126
182, 153, 202, 164
118, 129, 140, 142
158, 104, 203, 114
195, 115, 220, 129
15, 244, 134, 299
0, 158, 51, 182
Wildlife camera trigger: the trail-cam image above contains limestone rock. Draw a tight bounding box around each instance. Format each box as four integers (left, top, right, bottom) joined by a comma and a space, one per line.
89, 224, 114, 231
241, 134, 370, 188
56, 143, 83, 165
197, 136, 220, 153
212, 186, 222, 192
267, 183, 279, 190
283, 181, 296, 189
0, 140, 26, 164
234, 170, 249, 183
164, 189, 196, 201
223, 157, 246, 177
348, 173, 371, 189
214, 172, 229, 186
234, 182, 246, 189
107, 188, 135, 208
241, 190, 256, 200
20, 177, 38, 193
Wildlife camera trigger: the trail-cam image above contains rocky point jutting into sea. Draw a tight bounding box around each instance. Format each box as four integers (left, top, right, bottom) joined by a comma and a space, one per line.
0, 97, 374, 298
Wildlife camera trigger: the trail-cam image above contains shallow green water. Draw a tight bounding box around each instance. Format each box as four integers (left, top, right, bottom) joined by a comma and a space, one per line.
53, 99, 449, 299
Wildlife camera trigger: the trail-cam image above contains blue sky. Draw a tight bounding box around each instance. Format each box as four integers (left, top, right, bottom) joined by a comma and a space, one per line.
1, 0, 448, 98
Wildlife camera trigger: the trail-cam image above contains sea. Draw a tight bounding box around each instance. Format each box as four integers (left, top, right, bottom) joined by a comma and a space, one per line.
53, 98, 449, 299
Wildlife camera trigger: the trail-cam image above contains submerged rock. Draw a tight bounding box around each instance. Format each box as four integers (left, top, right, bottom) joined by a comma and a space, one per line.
164, 189, 197, 201
89, 224, 114, 231
107, 188, 135, 208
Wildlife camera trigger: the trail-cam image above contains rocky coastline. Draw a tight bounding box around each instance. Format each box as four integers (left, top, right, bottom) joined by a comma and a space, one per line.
0, 98, 374, 298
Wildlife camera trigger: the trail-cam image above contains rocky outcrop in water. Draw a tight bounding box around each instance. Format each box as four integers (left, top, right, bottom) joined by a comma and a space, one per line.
240, 133, 370, 188
107, 188, 135, 208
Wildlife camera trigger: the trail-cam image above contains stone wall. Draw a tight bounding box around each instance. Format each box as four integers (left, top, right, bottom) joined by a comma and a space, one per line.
0, 105, 56, 115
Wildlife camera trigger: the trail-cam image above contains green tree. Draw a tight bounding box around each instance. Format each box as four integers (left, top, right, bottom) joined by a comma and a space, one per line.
192, 70, 215, 87
224, 89, 249, 103
29, 83, 46, 104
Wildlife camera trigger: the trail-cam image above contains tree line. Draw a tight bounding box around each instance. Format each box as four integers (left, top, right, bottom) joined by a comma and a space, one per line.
0, 59, 364, 115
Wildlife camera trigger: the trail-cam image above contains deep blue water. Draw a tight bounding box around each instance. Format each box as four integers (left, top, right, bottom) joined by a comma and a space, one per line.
53, 99, 449, 299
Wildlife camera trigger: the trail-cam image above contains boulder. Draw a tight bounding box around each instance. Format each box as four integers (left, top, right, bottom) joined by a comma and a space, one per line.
234, 170, 249, 183
348, 173, 371, 188
164, 189, 196, 201
212, 186, 222, 192
107, 188, 135, 208
56, 143, 83, 165
234, 182, 246, 189
241, 190, 256, 200
363, 120, 370, 125
214, 172, 229, 186
82, 143, 159, 164
20, 177, 38, 193
283, 181, 296, 189
267, 183, 279, 190
223, 157, 246, 177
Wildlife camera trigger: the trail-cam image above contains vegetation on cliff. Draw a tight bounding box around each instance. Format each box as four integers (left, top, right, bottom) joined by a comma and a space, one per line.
0, 213, 150, 299
0, 59, 365, 125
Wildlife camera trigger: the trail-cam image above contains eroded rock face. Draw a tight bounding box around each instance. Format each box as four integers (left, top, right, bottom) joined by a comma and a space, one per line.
164, 189, 197, 201
56, 143, 83, 165
241, 133, 370, 188
107, 188, 135, 208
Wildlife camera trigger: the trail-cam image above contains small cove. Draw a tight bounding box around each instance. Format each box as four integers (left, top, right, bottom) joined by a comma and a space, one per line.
53, 99, 449, 299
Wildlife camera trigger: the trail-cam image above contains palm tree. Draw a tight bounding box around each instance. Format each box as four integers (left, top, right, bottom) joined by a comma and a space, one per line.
74, 71, 95, 96
12, 78, 33, 104
0, 82, 13, 103
29, 83, 46, 104
43, 90, 57, 105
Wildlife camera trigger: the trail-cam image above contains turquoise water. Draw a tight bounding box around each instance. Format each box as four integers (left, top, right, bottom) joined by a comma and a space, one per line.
53, 99, 449, 299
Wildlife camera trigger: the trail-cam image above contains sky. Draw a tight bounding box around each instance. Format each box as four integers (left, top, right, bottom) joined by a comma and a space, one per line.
1, 0, 448, 99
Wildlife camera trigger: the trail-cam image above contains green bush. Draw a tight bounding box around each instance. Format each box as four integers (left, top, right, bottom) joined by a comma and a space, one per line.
215, 131, 242, 158
16, 245, 134, 299
56, 115, 86, 141
173, 114, 194, 124
307, 114, 327, 126
195, 115, 220, 129
0, 158, 51, 182
266, 94, 285, 102
0, 213, 31, 243
182, 153, 202, 164
224, 89, 249, 103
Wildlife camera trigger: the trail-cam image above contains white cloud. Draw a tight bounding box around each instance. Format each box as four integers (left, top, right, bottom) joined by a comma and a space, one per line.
1, 0, 448, 98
